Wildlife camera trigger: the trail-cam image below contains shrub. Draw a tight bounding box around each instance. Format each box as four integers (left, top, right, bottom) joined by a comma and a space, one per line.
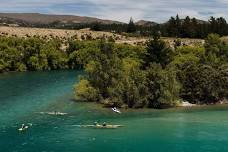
74, 79, 100, 102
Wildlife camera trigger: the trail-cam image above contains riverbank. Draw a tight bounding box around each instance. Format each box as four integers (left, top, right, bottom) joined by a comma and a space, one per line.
74, 99, 228, 115
178, 99, 228, 107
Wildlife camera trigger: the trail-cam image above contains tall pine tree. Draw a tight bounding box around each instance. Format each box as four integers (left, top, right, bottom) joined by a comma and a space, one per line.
127, 17, 136, 33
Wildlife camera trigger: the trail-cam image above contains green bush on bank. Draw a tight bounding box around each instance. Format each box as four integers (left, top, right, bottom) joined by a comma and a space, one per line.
75, 33, 227, 108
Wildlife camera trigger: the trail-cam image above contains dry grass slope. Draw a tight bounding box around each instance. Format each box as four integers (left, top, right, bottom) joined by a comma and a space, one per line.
0, 26, 205, 47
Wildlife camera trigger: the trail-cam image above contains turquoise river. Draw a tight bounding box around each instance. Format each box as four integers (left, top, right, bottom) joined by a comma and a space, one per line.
0, 70, 228, 152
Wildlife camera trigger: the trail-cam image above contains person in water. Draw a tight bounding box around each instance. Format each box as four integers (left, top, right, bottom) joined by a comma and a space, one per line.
94, 122, 99, 126
102, 122, 107, 127
21, 124, 25, 129
21, 124, 27, 130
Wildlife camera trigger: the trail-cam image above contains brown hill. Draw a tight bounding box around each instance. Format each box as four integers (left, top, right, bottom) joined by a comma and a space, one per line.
0, 13, 123, 25
135, 20, 158, 26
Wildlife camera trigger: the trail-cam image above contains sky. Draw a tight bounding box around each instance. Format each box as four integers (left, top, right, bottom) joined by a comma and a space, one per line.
0, 0, 228, 23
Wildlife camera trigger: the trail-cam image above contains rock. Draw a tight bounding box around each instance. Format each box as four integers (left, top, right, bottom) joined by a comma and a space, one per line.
180, 101, 196, 107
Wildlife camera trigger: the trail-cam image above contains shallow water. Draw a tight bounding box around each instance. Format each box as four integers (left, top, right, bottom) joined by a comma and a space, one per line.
0, 70, 228, 152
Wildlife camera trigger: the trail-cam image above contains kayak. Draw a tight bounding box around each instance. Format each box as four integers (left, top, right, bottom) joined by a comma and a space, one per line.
112, 108, 121, 114
38, 112, 67, 116
77, 125, 123, 129
93, 125, 122, 129
48, 112, 67, 116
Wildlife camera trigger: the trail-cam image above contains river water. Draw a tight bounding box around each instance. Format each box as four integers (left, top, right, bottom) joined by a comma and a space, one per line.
0, 70, 228, 152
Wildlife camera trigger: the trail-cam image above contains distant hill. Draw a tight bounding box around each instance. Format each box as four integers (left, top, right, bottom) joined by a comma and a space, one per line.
192, 19, 208, 24
135, 20, 158, 26
0, 13, 209, 28
0, 13, 123, 26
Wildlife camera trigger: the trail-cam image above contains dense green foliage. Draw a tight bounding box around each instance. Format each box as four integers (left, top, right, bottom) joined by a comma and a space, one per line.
0, 33, 227, 108
0, 36, 109, 72
172, 34, 228, 104
143, 33, 173, 68
0, 36, 68, 72
75, 33, 227, 108
163, 15, 228, 38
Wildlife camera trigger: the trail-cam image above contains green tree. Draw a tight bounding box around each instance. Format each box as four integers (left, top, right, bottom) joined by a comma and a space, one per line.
167, 16, 178, 37
178, 63, 226, 103
144, 33, 173, 68
127, 17, 136, 33
91, 22, 102, 31
171, 46, 205, 68
175, 14, 181, 37
146, 64, 180, 108
27, 56, 41, 70
74, 79, 100, 102
113, 58, 148, 108
182, 16, 192, 38
204, 34, 228, 64
85, 41, 122, 99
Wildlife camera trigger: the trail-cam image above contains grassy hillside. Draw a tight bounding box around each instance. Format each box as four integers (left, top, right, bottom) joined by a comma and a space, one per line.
0, 26, 204, 47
